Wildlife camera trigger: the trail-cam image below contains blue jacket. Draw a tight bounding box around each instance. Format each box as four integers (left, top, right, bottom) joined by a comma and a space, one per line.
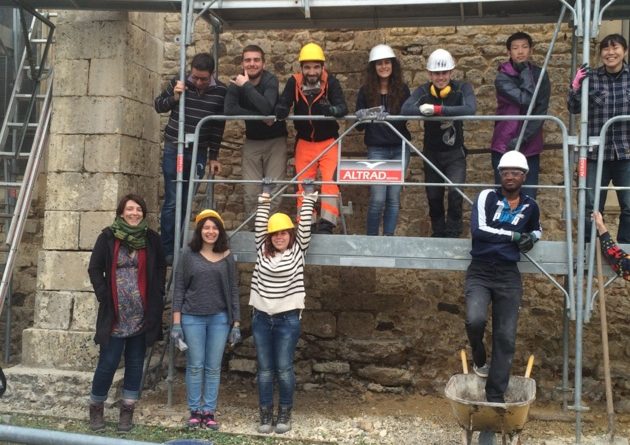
470, 188, 542, 263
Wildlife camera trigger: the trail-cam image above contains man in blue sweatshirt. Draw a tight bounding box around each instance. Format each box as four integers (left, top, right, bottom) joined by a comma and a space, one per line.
465, 150, 542, 403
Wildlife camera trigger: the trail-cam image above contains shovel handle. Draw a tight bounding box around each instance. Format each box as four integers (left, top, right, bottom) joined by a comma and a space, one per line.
460, 349, 468, 374
525, 355, 535, 378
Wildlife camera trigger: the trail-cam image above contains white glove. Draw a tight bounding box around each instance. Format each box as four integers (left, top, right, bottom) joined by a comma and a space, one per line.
419, 104, 435, 116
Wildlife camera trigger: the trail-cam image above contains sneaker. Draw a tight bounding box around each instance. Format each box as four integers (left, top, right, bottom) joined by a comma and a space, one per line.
473, 363, 490, 378
202, 411, 219, 430
187, 410, 203, 428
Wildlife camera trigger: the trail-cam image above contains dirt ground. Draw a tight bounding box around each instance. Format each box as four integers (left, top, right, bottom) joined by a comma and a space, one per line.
140, 375, 630, 443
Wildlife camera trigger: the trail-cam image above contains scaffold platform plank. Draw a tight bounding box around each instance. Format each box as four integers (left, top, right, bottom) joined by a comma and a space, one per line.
5, 1, 629, 29
229, 233, 590, 276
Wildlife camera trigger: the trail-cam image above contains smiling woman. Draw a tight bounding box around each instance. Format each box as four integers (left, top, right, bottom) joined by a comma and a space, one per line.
87, 193, 166, 433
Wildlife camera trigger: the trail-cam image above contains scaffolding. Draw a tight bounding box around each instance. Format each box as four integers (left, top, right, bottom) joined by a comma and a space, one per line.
1, 1, 629, 444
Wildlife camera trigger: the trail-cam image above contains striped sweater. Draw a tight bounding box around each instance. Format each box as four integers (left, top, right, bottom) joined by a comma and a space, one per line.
154, 76, 227, 160
249, 195, 316, 315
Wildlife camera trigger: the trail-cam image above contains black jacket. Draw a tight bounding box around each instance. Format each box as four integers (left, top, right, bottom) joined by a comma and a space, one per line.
88, 228, 166, 346
276, 69, 348, 142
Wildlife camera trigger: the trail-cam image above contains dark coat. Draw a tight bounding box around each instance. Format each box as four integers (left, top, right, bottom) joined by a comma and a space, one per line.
87, 227, 166, 346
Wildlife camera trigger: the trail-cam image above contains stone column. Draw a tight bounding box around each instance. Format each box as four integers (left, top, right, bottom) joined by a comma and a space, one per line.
5, 10, 163, 411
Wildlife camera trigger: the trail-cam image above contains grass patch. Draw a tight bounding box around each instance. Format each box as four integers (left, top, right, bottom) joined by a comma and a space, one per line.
1, 414, 331, 444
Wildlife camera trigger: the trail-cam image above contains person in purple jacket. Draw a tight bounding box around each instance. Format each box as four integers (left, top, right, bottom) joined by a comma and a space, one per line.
491, 32, 551, 199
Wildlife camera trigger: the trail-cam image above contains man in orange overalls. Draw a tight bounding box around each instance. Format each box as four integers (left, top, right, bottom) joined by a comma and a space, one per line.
275, 43, 348, 234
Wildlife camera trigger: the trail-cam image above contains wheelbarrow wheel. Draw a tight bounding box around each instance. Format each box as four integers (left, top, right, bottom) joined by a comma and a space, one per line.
478, 430, 496, 445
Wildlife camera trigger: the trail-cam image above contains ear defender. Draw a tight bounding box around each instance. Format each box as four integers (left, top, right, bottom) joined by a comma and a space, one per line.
430, 84, 452, 98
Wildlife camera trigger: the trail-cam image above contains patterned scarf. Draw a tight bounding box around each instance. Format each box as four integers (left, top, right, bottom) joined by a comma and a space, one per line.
110, 216, 148, 250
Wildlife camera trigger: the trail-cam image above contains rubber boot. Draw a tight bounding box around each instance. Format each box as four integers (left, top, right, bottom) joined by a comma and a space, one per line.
257, 405, 273, 434
275, 405, 292, 434
117, 402, 135, 432
89, 402, 105, 432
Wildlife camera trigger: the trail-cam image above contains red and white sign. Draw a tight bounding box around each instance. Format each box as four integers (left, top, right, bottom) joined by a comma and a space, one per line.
338, 159, 403, 184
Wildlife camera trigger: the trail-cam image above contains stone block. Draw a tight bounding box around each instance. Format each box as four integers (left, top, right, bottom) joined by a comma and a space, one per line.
122, 99, 156, 139
37, 250, 92, 292
312, 361, 350, 374
124, 64, 161, 106
33, 291, 74, 329
228, 358, 257, 375
302, 311, 336, 338
79, 211, 115, 250
55, 20, 127, 60
88, 58, 124, 97
83, 135, 122, 173
338, 339, 409, 365
22, 328, 97, 371
53, 59, 89, 96
129, 12, 164, 40
50, 97, 122, 135
71, 292, 97, 331
47, 134, 85, 172
357, 365, 414, 386
42, 211, 79, 250
46, 172, 120, 211
125, 25, 163, 74
55, 11, 126, 25
337, 312, 375, 338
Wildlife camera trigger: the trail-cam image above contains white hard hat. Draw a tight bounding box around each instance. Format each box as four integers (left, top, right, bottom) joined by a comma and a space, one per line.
369, 44, 396, 63
426, 48, 456, 71
498, 150, 529, 173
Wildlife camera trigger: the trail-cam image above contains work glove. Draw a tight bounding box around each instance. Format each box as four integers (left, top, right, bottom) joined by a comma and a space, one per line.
355, 108, 371, 120
513, 61, 528, 72
321, 103, 345, 117
571, 63, 589, 91
170, 323, 184, 342
275, 104, 290, 120
228, 326, 242, 347
516, 232, 537, 253
302, 179, 316, 194
261, 177, 274, 195
355, 106, 389, 120
420, 103, 443, 116
507, 138, 519, 151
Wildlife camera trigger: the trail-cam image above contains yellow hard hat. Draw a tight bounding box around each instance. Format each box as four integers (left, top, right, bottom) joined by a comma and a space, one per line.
298, 43, 325, 63
195, 209, 224, 227
267, 212, 295, 234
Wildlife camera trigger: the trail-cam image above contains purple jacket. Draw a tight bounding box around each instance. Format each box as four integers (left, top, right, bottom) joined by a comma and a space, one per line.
491, 61, 550, 157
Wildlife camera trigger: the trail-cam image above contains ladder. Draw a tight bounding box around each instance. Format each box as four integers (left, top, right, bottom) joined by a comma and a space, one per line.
0, 5, 55, 351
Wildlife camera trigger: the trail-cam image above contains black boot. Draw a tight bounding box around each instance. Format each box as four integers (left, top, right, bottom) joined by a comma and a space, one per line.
117, 402, 135, 432
315, 219, 335, 234
275, 405, 292, 434
89, 402, 105, 432
257, 405, 273, 434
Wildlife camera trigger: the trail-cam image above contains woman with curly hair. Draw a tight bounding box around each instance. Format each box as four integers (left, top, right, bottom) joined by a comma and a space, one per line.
356, 44, 411, 236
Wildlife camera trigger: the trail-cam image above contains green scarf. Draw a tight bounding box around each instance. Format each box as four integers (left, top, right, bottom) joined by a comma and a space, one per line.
110, 216, 148, 250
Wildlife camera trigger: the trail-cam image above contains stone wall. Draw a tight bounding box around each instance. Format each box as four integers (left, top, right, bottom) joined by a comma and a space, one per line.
159, 17, 630, 405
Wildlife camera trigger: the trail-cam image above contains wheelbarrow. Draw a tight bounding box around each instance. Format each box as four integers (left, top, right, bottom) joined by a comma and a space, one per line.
445, 351, 536, 445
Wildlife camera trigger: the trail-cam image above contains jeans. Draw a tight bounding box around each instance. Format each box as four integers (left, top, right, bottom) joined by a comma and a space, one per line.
465, 260, 522, 403
160, 141, 207, 257
252, 308, 301, 408
90, 333, 147, 402
181, 312, 230, 412
585, 159, 630, 243
424, 147, 466, 237
492, 151, 540, 200
366, 145, 410, 236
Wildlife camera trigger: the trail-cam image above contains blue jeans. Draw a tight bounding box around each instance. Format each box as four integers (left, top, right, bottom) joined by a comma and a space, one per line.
181, 312, 230, 412
90, 333, 146, 402
585, 159, 630, 243
366, 145, 410, 236
160, 141, 207, 257
492, 151, 540, 200
465, 260, 522, 403
252, 309, 301, 408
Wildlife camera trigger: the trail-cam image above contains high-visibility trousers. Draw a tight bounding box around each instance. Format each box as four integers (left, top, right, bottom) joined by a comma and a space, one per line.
294, 138, 339, 225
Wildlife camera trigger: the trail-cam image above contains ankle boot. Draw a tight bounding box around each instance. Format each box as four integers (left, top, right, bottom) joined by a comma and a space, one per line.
117, 402, 135, 432
257, 405, 273, 434
89, 402, 105, 431
275, 405, 292, 434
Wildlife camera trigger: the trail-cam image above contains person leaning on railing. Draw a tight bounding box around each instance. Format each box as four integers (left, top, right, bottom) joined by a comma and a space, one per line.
593, 210, 630, 281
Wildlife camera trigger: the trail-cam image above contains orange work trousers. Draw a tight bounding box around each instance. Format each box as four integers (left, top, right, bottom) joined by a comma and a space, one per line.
294, 138, 339, 225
